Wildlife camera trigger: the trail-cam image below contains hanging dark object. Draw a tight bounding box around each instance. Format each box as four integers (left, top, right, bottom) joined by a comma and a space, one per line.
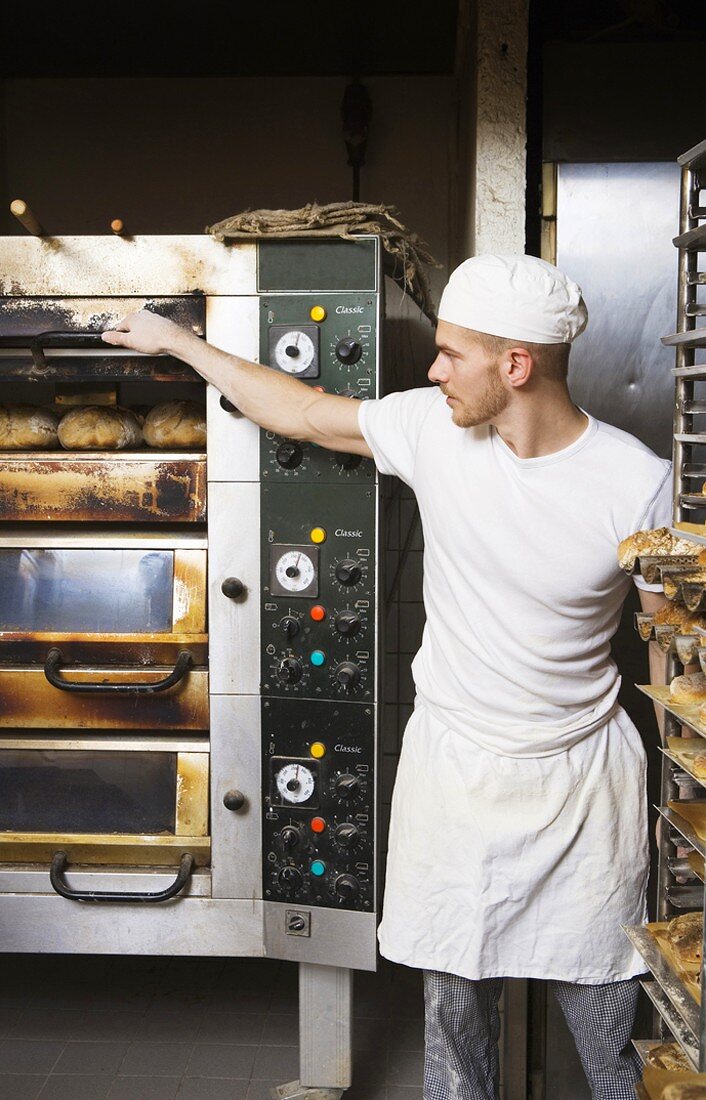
341, 78, 372, 202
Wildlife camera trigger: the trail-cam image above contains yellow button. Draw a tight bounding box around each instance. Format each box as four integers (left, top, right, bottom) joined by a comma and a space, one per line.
310, 305, 327, 323
310, 742, 326, 759
310, 527, 326, 544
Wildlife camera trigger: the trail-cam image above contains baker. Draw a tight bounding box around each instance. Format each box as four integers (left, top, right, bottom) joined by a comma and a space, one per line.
104, 254, 671, 1100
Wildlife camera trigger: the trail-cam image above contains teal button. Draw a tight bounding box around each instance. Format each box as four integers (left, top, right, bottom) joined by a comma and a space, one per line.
310, 650, 326, 667
310, 860, 326, 877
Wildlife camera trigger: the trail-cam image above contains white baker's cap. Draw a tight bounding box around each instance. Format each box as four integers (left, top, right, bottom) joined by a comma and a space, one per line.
438, 254, 588, 345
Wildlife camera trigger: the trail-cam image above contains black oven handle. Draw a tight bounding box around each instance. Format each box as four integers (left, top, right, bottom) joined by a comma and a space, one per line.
44, 648, 193, 694
50, 852, 195, 903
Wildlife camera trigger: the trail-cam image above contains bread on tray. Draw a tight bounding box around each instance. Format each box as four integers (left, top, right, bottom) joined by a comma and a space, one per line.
667, 910, 703, 966
670, 673, 706, 705
648, 1044, 692, 1072
142, 400, 206, 448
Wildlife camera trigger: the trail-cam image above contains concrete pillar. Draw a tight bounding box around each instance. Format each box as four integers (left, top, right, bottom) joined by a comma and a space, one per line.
451, 0, 528, 265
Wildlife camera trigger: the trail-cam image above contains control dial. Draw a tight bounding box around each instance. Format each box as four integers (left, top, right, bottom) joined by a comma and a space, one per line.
334, 822, 360, 848
274, 331, 316, 375
278, 865, 304, 890
333, 873, 360, 900
275, 550, 316, 593
279, 616, 300, 639
280, 824, 305, 852
335, 772, 361, 799
335, 337, 363, 365
276, 442, 304, 469
335, 559, 362, 586
334, 661, 361, 689
334, 452, 362, 471
277, 656, 303, 684
276, 762, 316, 804
334, 611, 361, 637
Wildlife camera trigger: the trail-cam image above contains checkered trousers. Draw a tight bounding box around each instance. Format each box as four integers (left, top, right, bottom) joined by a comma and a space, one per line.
423, 970, 642, 1100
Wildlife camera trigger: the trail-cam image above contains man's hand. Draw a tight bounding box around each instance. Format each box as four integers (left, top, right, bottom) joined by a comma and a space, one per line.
102, 311, 184, 356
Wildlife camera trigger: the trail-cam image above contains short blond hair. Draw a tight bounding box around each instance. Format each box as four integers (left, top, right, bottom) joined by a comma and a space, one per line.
471, 331, 571, 381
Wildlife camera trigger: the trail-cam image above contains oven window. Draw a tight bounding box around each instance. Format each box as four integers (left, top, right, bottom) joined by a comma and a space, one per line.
0, 750, 177, 833
0, 549, 174, 633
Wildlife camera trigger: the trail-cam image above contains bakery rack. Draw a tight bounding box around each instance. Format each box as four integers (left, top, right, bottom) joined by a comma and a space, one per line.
624, 138, 706, 1077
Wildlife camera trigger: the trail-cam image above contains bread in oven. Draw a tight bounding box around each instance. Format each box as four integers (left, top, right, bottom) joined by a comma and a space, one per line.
57, 405, 143, 450
0, 404, 60, 449
142, 400, 206, 448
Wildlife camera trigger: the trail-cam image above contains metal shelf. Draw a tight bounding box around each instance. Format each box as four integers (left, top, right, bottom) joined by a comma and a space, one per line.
662, 748, 706, 794
675, 434, 706, 445
625, 925, 700, 1036
640, 981, 700, 1069
678, 139, 706, 170
637, 684, 706, 740
674, 224, 706, 251
663, 331, 706, 349
673, 365, 706, 377
656, 805, 706, 861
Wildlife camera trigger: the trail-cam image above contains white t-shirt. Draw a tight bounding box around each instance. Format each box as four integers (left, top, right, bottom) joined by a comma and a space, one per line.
359, 387, 672, 758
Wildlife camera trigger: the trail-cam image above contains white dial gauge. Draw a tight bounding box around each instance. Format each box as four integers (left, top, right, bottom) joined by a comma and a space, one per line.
276, 762, 316, 804
275, 550, 316, 593
274, 330, 316, 374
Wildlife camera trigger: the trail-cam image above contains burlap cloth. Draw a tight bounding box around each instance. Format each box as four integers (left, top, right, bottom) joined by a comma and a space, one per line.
206, 202, 440, 323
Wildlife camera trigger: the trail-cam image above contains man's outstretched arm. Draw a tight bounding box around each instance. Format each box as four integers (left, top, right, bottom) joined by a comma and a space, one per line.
102, 310, 373, 458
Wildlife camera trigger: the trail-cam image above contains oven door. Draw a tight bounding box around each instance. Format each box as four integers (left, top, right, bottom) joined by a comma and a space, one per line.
0, 530, 208, 729
0, 735, 210, 868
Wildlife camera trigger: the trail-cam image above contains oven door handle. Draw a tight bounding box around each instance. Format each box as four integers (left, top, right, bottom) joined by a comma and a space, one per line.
49, 852, 195, 903
44, 648, 193, 694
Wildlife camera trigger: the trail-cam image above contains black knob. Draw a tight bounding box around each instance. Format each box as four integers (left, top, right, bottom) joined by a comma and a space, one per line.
223, 789, 246, 812
334, 823, 359, 848
334, 611, 361, 637
334, 662, 361, 689
281, 825, 303, 851
335, 559, 362, 586
279, 866, 303, 890
335, 337, 362, 364
285, 565, 299, 579
277, 657, 303, 684
285, 344, 300, 358
334, 873, 360, 900
276, 442, 304, 469
221, 577, 245, 599
334, 452, 362, 470
335, 773, 361, 798
220, 395, 239, 413
280, 616, 300, 639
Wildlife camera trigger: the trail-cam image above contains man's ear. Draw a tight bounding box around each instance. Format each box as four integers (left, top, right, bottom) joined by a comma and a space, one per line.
504, 347, 533, 389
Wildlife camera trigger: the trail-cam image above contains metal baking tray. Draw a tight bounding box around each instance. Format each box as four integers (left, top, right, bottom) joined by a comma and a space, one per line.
637, 554, 702, 584
657, 802, 706, 861
638, 685, 706, 739
624, 924, 700, 1036
632, 1038, 699, 1073
662, 737, 706, 792
631, 616, 705, 661
638, 982, 700, 1071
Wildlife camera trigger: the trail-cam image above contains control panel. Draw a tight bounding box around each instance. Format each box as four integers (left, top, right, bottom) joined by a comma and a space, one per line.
259, 269, 381, 914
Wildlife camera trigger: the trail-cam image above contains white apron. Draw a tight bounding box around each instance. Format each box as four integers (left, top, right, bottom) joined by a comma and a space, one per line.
377, 701, 649, 983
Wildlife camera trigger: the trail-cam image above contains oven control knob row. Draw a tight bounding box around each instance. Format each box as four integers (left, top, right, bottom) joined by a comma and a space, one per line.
334, 661, 361, 688
276, 441, 304, 469
335, 337, 363, 364
335, 773, 361, 799
335, 560, 362, 586
277, 657, 303, 684
333, 873, 360, 900
334, 611, 361, 637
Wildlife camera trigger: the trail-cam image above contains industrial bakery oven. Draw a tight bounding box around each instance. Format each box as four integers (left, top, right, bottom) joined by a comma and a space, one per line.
0, 234, 385, 1090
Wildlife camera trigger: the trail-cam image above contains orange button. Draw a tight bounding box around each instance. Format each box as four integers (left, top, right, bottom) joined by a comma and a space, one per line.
311, 817, 326, 833
312, 385, 325, 392
310, 605, 326, 622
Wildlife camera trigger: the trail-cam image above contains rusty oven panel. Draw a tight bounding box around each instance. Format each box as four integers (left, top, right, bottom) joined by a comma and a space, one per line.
0, 834, 211, 866
0, 637, 208, 667
0, 455, 207, 523
0, 667, 209, 730
0, 297, 205, 338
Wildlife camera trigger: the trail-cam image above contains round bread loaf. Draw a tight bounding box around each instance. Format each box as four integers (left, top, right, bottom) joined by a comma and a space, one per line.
647, 1042, 691, 1072
142, 400, 206, 448
0, 404, 60, 449
670, 672, 706, 705
57, 406, 143, 450
667, 910, 703, 965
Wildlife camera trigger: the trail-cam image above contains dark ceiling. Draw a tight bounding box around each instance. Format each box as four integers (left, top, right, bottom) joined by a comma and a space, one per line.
1, 0, 704, 79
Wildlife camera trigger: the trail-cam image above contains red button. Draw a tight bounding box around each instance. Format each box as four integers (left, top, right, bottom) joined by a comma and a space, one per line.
311, 817, 326, 833
312, 386, 326, 393
310, 605, 326, 622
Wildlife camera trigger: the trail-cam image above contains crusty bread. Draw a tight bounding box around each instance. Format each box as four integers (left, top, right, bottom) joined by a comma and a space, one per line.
670, 672, 706, 705
0, 404, 60, 449
618, 527, 675, 571
57, 406, 142, 450
686, 751, 706, 779
667, 911, 703, 966
142, 400, 206, 449
647, 1043, 692, 1072
653, 604, 706, 633
661, 1083, 706, 1100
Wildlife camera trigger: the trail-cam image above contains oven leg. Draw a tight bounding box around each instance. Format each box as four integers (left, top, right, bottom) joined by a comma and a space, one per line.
275, 962, 352, 1100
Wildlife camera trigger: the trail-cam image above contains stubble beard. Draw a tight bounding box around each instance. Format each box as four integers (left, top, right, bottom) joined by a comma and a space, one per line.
446, 362, 509, 428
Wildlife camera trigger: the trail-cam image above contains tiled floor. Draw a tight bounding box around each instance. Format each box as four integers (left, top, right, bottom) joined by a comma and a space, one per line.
0, 954, 424, 1100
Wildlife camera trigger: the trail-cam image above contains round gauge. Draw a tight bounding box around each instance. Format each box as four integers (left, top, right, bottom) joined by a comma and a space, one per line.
274, 330, 316, 374
276, 762, 316, 804
275, 550, 316, 593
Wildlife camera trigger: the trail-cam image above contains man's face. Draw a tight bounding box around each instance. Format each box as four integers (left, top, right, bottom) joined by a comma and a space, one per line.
428, 321, 509, 428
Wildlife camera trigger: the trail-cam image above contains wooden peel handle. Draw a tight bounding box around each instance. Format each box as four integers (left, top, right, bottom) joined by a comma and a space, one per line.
10, 198, 45, 236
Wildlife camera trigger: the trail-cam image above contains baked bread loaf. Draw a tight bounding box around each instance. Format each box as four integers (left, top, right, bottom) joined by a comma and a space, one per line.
661, 1083, 706, 1100
0, 404, 60, 449
685, 751, 706, 779
667, 910, 703, 966
142, 400, 206, 448
617, 528, 699, 572
57, 406, 142, 450
654, 604, 706, 633
670, 672, 706, 705
647, 1043, 692, 1072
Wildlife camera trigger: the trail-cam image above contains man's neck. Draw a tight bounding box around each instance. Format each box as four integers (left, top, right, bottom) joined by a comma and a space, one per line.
491, 390, 589, 460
